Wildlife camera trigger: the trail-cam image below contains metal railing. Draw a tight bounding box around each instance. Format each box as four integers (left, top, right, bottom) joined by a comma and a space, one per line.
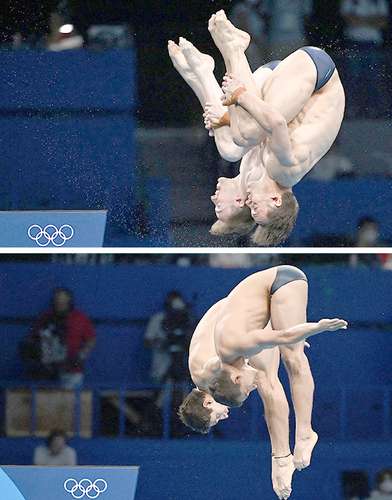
1, 381, 391, 441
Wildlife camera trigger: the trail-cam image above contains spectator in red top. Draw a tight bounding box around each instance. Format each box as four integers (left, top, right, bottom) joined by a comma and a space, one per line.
20, 288, 96, 388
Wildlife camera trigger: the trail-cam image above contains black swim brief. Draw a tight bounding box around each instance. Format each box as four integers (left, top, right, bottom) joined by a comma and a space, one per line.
271, 265, 308, 295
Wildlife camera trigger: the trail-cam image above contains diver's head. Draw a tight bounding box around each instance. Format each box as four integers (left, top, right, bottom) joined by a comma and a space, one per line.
246, 180, 298, 246
211, 177, 246, 222
210, 178, 255, 236
178, 389, 229, 433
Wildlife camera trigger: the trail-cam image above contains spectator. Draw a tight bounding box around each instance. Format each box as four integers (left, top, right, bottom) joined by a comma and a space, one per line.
350, 216, 383, 266
265, 0, 312, 59
308, 140, 354, 181
340, 0, 389, 118
144, 291, 193, 383
20, 287, 96, 388
209, 253, 254, 268
354, 216, 382, 247
381, 254, 392, 270
365, 469, 392, 500
33, 429, 77, 466
229, 0, 269, 70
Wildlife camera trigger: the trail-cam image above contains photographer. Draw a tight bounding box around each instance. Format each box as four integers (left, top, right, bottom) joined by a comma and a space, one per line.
20, 287, 96, 388
144, 291, 193, 383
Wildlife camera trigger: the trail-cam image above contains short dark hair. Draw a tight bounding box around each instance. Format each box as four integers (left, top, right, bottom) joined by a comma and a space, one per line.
52, 287, 74, 309
53, 287, 73, 299
208, 369, 243, 407
376, 468, 392, 487
47, 429, 67, 447
358, 216, 378, 229
252, 191, 299, 246
178, 389, 212, 434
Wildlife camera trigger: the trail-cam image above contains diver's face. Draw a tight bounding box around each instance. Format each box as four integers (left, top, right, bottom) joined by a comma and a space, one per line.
204, 397, 230, 426
211, 178, 241, 222
246, 180, 276, 224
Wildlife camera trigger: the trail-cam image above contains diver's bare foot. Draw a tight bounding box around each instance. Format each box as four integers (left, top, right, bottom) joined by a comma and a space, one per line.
203, 102, 229, 130
168, 40, 196, 82
294, 431, 318, 471
272, 454, 295, 500
208, 10, 250, 58
178, 37, 214, 77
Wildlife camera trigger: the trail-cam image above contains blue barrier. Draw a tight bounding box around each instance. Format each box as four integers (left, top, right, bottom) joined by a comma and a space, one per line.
0, 114, 136, 239
0, 49, 140, 243
0, 466, 138, 500
0, 210, 107, 247
0, 438, 390, 500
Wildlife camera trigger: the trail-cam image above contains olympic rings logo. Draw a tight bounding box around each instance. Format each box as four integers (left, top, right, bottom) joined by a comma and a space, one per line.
64, 478, 108, 499
27, 224, 74, 247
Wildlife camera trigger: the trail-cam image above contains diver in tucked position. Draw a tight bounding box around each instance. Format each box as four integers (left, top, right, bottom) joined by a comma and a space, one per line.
179, 266, 347, 498
168, 10, 345, 245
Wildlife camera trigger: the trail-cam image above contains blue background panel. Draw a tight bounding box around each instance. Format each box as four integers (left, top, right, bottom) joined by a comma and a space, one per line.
292, 179, 392, 243
0, 263, 391, 322
0, 263, 391, 386
0, 116, 135, 225
0, 50, 136, 111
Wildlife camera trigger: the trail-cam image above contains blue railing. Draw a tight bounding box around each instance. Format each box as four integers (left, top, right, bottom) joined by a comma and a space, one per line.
1, 381, 391, 441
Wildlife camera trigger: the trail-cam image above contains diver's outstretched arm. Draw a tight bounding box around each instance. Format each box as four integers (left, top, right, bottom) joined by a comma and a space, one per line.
236, 318, 348, 358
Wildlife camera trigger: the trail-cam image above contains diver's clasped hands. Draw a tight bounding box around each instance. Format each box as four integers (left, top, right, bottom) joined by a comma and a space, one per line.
221, 73, 247, 106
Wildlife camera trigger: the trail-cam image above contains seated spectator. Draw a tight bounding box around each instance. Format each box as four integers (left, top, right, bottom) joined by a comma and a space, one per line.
144, 291, 193, 383
209, 253, 279, 268
354, 216, 382, 247
33, 429, 77, 466
365, 469, 392, 500
350, 216, 383, 266
209, 253, 254, 268
381, 254, 392, 270
340, 0, 389, 118
20, 287, 96, 388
